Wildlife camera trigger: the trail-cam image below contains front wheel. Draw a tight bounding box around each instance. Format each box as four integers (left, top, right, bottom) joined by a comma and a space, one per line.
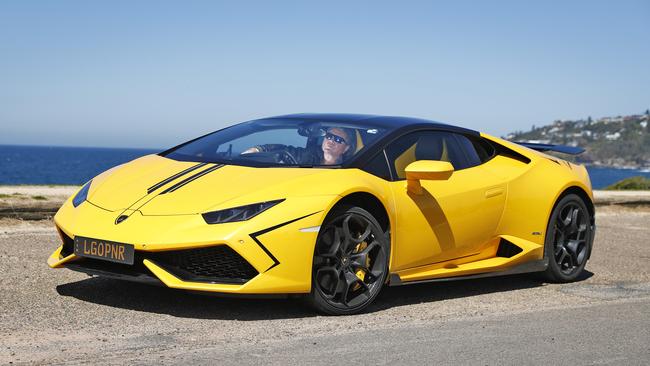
308, 206, 389, 315
543, 193, 594, 282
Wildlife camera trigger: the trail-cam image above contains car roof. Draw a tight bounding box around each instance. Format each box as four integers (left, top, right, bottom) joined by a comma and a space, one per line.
268, 113, 479, 136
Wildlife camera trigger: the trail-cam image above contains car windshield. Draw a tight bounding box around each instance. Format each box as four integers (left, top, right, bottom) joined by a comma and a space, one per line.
162, 118, 388, 167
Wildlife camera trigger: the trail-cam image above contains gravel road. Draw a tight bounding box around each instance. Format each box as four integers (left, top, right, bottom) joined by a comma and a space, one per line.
1, 206, 649, 365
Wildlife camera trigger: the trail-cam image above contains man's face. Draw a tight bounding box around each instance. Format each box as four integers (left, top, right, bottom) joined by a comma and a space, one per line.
322, 127, 350, 163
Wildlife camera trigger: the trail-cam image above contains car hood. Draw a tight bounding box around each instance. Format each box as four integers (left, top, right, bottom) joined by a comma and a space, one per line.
87, 154, 328, 215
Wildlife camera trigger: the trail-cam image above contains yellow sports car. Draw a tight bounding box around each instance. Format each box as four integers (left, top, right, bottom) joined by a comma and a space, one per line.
48, 114, 595, 315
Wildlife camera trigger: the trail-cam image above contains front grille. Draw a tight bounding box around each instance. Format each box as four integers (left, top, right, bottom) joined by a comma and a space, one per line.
148, 245, 259, 284
64, 243, 258, 285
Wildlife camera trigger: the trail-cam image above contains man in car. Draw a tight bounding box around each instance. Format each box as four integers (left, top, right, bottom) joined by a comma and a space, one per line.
242, 127, 356, 165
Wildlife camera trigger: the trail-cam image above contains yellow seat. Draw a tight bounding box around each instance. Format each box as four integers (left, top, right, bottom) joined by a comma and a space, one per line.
355, 130, 364, 153
393, 138, 449, 179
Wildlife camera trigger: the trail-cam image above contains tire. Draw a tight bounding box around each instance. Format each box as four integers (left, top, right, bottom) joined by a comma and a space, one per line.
308, 205, 390, 315
543, 193, 594, 282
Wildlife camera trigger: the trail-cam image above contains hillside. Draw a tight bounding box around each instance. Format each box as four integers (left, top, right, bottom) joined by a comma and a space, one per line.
505, 111, 650, 169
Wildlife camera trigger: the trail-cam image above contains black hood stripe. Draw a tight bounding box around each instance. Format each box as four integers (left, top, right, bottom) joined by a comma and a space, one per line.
159, 164, 225, 194
147, 162, 208, 194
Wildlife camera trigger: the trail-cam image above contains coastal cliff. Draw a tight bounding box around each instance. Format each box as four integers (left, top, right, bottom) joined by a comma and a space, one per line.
506, 110, 650, 170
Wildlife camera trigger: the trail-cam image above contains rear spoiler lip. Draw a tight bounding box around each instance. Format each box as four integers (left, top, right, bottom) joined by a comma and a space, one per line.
514, 142, 585, 155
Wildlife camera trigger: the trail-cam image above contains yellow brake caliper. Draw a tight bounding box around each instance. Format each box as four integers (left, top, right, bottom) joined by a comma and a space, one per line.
352, 241, 370, 288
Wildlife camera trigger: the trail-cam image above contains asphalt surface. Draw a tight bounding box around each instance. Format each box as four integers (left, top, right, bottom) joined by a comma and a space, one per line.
1, 206, 649, 365
189, 300, 650, 365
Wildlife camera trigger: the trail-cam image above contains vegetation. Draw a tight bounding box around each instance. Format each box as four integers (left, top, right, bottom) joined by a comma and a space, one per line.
31, 195, 48, 200
605, 176, 650, 190
0, 193, 24, 198
507, 111, 650, 169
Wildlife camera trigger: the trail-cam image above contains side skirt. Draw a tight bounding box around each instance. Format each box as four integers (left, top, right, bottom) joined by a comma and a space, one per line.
388, 259, 548, 286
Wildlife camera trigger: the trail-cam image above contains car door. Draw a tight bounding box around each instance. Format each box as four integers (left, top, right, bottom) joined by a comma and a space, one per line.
386, 130, 507, 271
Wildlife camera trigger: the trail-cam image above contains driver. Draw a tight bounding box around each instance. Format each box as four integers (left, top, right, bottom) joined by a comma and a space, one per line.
242, 127, 356, 165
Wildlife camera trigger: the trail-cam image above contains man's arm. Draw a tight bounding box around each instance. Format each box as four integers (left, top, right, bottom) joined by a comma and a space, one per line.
242, 144, 308, 154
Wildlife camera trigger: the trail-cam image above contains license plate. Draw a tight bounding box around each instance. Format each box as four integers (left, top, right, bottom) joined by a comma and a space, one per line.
74, 236, 135, 265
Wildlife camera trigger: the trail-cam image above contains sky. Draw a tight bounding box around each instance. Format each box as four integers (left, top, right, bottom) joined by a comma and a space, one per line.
1, 0, 649, 149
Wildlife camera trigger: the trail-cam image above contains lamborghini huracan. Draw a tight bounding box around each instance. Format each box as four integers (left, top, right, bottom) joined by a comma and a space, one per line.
48, 114, 595, 315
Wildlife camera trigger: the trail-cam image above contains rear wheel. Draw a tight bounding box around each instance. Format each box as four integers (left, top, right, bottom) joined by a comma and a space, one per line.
543, 193, 594, 282
309, 206, 389, 315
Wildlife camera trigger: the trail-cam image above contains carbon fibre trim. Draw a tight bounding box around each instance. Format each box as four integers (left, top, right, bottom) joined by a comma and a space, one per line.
388, 259, 549, 286
515, 142, 585, 155
65, 262, 163, 286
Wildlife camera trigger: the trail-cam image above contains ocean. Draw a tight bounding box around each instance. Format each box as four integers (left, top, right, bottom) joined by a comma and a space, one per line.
1, 145, 649, 189
0, 145, 159, 185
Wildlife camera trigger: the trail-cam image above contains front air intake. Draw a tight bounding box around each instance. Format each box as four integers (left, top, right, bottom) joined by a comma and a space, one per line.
57, 227, 75, 257
148, 245, 259, 284
64, 244, 259, 285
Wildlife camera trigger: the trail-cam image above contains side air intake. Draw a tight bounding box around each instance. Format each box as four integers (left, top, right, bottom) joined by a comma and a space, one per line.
496, 238, 523, 258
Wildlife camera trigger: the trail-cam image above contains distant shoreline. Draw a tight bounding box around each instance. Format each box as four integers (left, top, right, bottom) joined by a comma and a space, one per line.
0, 143, 163, 151
584, 163, 650, 172
1, 186, 649, 221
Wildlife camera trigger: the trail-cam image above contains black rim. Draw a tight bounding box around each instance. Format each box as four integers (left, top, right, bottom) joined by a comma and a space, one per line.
552, 202, 590, 275
313, 212, 387, 309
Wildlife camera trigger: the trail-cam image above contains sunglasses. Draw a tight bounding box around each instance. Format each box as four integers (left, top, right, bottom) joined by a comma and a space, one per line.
325, 132, 347, 145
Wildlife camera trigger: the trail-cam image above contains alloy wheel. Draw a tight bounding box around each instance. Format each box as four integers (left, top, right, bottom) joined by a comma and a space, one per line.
313, 212, 387, 310
552, 202, 589, 275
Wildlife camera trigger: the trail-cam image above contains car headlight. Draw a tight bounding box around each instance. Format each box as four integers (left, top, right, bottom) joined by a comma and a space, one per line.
72, 180, 92, 208
202, 199, 284, 224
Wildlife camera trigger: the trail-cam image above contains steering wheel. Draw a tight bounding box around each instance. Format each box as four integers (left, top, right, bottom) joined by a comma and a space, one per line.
277, 150, 298, 165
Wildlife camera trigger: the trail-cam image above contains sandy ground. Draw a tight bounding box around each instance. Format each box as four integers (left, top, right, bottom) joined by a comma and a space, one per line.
0, 197, 649, 364
0, 186, 76, 221
0, 186, 79, 197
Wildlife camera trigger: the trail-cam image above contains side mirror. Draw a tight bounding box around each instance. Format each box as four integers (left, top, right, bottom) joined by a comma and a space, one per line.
405, 160, 454, 195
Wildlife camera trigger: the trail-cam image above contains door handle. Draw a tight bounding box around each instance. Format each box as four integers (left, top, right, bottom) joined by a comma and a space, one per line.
485, 188, 504, 198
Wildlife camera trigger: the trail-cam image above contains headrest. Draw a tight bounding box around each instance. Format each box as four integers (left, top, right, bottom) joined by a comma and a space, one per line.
415, 134, 445, 160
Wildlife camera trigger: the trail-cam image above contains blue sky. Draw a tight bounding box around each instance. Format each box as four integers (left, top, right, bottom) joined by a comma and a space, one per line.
1, 0, 648, 148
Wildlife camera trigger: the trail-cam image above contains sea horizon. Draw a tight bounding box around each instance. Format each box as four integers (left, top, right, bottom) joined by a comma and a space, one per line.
1, 144, 649, 189
0, 143, 164, 151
